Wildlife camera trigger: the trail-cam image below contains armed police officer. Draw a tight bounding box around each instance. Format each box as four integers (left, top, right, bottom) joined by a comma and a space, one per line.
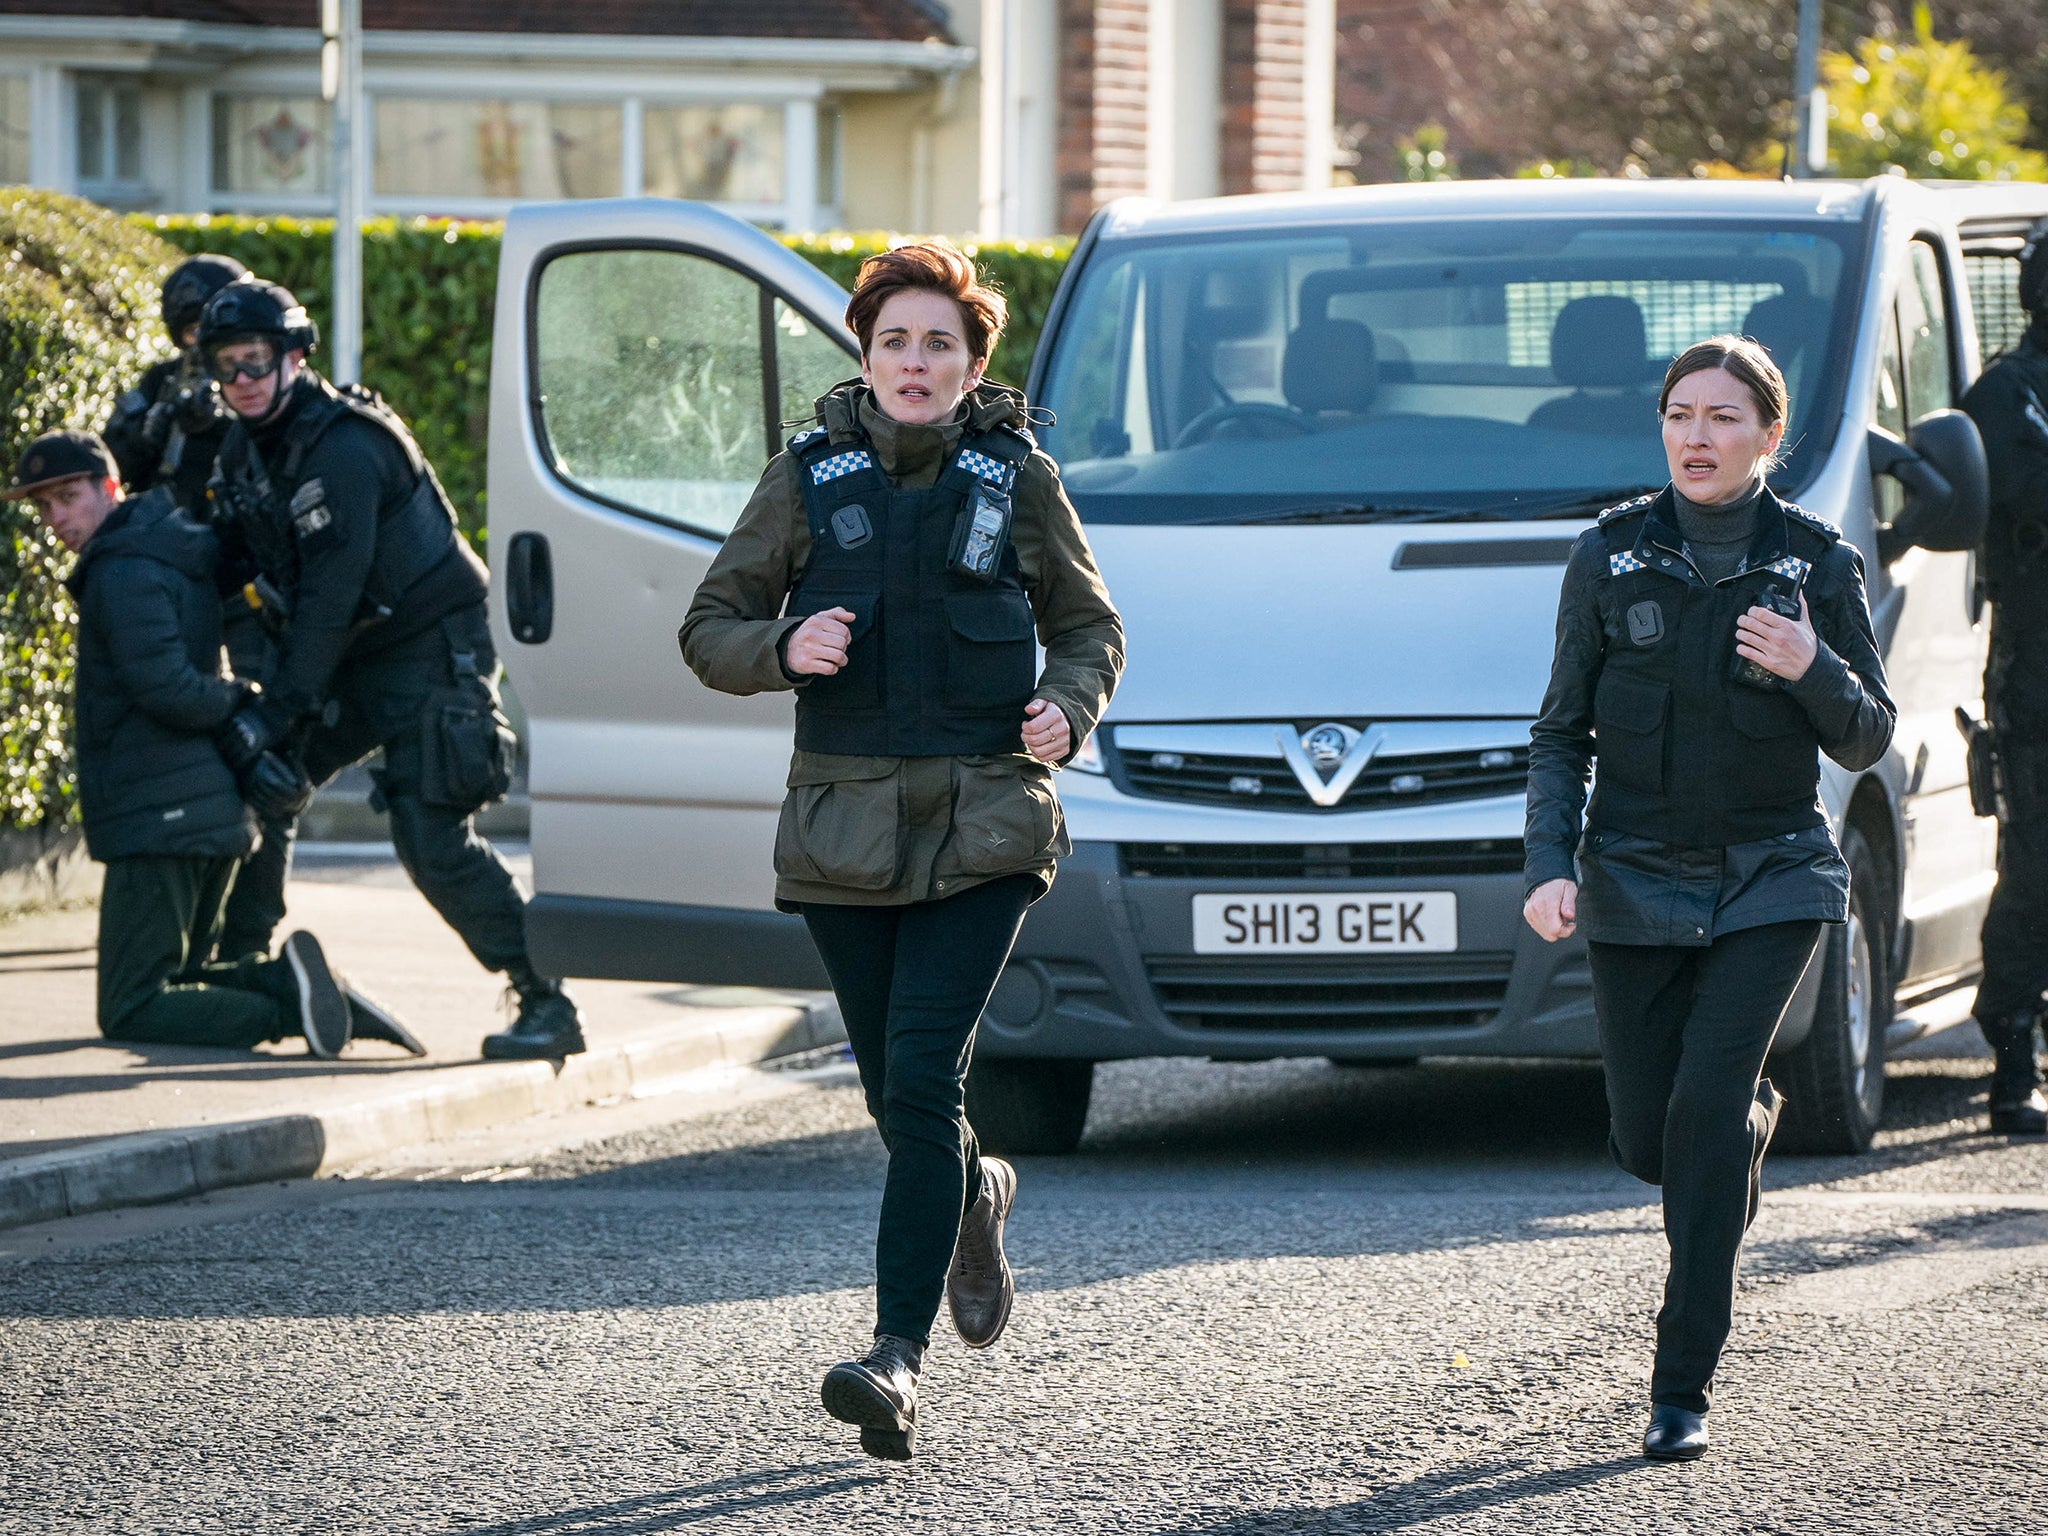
103, 254, 248, 513
195, 275, 586, 1060
1960, 230, 2048, 1136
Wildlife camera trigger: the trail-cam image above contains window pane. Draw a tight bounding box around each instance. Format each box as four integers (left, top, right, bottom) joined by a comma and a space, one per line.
642, 103, 784, 203
1966, 252, 2027, 365
76, 81, 105, 181
0, 76, 30, 184
212, 95, 331, 195
1873, 312, 1907, 527
535, 250, 767, 535
113, 85, 141, 182
1899, 241, 1953, 419
375, 99, 620, 200
774, 297, 856, 431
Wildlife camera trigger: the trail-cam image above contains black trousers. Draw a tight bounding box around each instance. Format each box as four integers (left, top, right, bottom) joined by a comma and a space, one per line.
98, 855, 288, 1048
1588, 920, 1822, 1414
217, 604, 531, 978
1978, 619, 2048, 1023
802, 875, 1038, 1347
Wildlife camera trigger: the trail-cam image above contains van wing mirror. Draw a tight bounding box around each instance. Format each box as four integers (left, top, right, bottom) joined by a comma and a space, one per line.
1868, 410, 1988, 565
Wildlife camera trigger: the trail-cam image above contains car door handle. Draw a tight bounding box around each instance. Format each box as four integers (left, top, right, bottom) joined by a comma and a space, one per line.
506, 530, 554, 644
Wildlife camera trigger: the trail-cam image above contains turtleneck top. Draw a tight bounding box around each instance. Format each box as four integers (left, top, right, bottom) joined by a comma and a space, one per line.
1674, 476, 1763, 585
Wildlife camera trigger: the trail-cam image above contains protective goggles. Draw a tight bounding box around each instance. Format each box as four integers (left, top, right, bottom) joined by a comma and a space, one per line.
205, 340, 282, 384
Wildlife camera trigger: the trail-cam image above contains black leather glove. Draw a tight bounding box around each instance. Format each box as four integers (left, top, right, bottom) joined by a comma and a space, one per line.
243, 750, 314, 822
215, 693, 294, 775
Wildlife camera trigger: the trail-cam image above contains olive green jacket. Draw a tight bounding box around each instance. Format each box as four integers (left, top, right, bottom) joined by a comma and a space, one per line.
679, 380, 1125, 908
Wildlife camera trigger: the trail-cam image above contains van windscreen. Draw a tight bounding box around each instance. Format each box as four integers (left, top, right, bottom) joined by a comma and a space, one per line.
1036, 218, 1861, 524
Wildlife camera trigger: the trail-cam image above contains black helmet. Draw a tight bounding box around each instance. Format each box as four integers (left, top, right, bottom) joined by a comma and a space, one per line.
197, 274, 319, 358
161, 254, 249, 339
2021, 223, 2048, 317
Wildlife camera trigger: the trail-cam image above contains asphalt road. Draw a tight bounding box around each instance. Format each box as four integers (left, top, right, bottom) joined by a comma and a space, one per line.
2, 1046, 2044, 1535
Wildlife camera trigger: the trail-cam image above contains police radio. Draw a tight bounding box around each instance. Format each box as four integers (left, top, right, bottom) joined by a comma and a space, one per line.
949, 482, 1013, 583
1731, 582, 1803, 690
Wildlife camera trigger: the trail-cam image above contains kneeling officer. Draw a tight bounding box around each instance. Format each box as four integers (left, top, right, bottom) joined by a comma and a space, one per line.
196, 276, 585, 1059
7, 431, 354, 1055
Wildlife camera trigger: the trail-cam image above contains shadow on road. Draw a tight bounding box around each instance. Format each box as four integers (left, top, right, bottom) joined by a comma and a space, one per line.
1171, 1455, 1646, 1533
427, 1460, 888, 1535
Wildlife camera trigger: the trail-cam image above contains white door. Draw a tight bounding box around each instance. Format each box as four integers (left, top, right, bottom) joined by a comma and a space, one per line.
486, 200, 858, 983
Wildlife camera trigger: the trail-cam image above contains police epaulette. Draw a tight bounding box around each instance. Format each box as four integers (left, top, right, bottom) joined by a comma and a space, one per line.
786, 425, 828, 455
1780, 500, 1842, 540
1596, 493, 1655, 525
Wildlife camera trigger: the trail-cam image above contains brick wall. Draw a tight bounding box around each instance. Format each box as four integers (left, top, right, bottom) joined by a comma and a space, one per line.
1055, 0, 1150, 233
1221, 0, 1309, 195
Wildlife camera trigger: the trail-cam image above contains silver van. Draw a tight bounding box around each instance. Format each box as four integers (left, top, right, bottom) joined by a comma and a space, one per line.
488, 177, 2048, 1156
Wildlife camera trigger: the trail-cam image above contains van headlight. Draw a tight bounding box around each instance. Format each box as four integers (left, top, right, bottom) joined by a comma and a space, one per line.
1067, 734, 1107, 774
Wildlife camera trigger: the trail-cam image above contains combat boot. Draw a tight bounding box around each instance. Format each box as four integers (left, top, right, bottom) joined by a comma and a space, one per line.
822, 1335, 922, 1461
482, 970, 587, 1061
947, 1155, 1018, 1347
1981, 1014, 2048, 1136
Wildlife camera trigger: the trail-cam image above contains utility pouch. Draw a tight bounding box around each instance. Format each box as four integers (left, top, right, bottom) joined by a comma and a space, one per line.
419, 679, 517, 812
948, 483, 1013, 584
1956, 706, 2007, 821
1730, 582, 1803, 690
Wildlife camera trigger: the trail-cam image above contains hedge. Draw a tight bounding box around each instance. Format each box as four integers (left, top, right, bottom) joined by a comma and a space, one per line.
146, 216, 1073, 546
2, 188, 180, 830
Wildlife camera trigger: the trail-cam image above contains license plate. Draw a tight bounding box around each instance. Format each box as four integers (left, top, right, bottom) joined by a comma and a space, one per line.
1191, 893, 1458, 954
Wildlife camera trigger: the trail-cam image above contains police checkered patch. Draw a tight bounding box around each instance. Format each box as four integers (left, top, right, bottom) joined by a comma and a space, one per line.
1609, 551, 1646, 576
1765, 555, 1811, 582
956, 448, 1015, 488
811, 450, 873, 484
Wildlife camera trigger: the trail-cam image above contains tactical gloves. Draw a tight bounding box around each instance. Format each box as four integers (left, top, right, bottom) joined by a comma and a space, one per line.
215, 687, 314, 821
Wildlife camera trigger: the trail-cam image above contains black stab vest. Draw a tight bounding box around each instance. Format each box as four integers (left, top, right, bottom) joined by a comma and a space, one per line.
786, 420, 1038, 756
1588, 488, 1841, 847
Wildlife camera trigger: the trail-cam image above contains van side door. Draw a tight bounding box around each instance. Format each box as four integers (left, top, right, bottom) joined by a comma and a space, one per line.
487, 200, 857, 986
1875, 230, 1997, 990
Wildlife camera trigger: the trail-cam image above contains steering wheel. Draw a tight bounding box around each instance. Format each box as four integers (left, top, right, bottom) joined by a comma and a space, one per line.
1171, 401, 1312, 448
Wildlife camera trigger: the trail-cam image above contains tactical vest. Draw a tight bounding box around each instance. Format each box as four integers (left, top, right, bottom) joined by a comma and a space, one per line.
1588, 489, 1840, 847
786, 420, 1038, 756
211, 374, 481, 637
1980, 339, 2048, 605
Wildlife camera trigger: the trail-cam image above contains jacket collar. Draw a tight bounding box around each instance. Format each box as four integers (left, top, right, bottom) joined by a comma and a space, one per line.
1635, 481, 1798, 587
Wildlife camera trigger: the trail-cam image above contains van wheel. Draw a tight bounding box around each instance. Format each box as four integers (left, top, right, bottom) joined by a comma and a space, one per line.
1774, 826, 1892, 1155
965, 1058, 1094, 1156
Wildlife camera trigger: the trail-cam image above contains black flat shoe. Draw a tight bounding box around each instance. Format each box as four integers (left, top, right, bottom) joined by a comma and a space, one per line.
1642, 1404, 1708, 1461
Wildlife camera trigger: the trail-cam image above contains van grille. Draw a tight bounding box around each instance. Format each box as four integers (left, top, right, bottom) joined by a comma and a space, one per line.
1113, 743, 1528, 812
1120, 840, 1524, 881
1146, 953, 1516, 1033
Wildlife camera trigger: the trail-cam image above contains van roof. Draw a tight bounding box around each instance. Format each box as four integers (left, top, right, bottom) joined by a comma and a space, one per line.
1093, 177, 1913, 240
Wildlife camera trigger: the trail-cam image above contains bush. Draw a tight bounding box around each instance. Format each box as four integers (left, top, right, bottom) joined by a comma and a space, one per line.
1, 188, 180, 830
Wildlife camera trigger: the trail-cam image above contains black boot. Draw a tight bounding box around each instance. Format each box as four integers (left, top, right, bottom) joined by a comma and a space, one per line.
482, 969, 587, 1061
822, 1335, 922, 1461
1981, 1014, 2048, 1135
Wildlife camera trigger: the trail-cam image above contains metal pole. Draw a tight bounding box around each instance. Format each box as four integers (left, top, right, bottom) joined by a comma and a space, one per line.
1792, 0, 1826, 176
323, 0, 364, 383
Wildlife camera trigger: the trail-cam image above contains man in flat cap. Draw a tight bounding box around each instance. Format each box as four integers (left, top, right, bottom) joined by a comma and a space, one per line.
8, 429, 410, 1057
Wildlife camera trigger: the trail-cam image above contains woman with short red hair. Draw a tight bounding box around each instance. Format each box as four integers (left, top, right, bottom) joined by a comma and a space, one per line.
682, 239, 1123, 1461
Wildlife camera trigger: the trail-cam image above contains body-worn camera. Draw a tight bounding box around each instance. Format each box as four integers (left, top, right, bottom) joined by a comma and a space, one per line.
1730, 582, 1803, 690
949, 483, 1013, 583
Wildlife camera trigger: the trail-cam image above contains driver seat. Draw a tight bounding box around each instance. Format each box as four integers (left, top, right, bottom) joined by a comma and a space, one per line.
1282, 317, 1379, 418
1526, 295, 1658, 435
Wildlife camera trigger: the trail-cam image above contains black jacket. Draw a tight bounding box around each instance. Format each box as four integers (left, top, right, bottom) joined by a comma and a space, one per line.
66, 489, 256, 862
1524, 484, 1895, 945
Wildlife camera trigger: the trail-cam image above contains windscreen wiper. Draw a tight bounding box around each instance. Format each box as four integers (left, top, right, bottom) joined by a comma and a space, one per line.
1490, 487, 1662, 520
1193, 501, 1467, 527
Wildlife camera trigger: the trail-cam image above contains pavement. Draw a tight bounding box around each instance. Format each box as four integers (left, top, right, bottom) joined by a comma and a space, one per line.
0, 842, 841, 1231
0, 1031, 2042, 1533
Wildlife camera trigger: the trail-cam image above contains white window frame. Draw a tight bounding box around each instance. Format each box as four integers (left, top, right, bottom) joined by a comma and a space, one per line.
0, 65, 35, 186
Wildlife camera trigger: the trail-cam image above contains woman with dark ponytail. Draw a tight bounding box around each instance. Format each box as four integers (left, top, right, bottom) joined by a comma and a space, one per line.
1523, 334, 1895, 1460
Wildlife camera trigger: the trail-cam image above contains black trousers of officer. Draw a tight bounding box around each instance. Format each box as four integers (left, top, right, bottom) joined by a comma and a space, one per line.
99, 855, 289, 1048
1588, 920, 1822, 1414
217, 602, 530, 978
801, 874, 1038, 1347
1977, 619, 2048, 1023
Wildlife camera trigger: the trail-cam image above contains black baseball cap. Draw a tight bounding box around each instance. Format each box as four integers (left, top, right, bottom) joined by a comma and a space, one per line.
5, 430, 118, 500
